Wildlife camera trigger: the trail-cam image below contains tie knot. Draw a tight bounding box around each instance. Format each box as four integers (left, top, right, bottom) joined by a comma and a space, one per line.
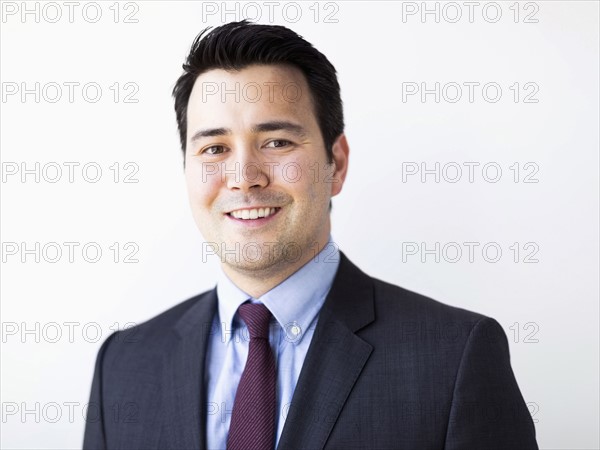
238, 302, 272, 340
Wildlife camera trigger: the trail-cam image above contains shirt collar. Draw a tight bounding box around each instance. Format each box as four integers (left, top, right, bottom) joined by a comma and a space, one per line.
216, 236, 340, 345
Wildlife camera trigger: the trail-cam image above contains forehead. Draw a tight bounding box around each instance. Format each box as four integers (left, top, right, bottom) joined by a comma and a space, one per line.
187, 64, 316, 127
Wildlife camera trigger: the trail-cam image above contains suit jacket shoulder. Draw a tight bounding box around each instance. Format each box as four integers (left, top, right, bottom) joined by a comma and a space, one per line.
285, 252, 538, 449
83, 289, 218, 449
99, 290, 217, 370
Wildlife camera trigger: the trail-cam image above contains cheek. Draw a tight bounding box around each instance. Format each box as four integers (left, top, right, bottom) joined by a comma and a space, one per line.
277, 153, 318, 184
185, 169, 221, 207
290, 168, 328, 206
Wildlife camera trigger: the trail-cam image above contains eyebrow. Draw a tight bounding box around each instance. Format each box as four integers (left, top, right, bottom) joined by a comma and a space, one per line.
189, 121, 308, 143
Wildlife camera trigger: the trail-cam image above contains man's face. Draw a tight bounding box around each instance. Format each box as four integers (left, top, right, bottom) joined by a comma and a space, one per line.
184, 64, 347, 275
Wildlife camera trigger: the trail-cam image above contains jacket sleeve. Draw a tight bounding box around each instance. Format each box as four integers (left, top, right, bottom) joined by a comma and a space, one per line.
444, 317, 539, 449
82, 331, 119, 450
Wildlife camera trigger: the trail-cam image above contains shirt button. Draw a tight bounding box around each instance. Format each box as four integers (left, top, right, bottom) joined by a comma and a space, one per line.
284, 322, 302, 342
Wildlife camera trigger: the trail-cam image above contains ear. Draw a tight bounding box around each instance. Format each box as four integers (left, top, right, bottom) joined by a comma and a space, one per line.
329, 133, 350, 197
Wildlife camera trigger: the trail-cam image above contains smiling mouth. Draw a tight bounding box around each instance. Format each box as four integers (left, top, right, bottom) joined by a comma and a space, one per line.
227, 207, 281, 220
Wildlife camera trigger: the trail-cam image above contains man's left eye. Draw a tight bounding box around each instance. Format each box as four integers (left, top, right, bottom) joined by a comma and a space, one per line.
265, 140, 291, 148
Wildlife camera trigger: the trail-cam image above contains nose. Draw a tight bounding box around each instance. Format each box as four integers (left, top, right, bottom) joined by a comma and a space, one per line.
224, 146, 270, 192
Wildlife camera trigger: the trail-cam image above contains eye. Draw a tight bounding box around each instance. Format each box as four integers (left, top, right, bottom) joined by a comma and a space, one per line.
265, 139, 291, 149
201, 145, 227, 155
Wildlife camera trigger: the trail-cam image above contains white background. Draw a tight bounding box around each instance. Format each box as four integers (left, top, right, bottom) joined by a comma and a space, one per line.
1, 1, 598, 448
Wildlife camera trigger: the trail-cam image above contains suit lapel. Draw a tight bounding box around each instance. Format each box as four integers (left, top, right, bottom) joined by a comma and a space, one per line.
162, 289, 218, 450
277, 252, 375, 449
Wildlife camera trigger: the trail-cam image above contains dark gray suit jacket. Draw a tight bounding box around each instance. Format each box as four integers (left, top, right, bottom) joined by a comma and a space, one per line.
83, 252, 538, 449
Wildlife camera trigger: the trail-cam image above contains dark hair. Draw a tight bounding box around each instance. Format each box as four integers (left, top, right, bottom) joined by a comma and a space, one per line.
172, 20, 344, 164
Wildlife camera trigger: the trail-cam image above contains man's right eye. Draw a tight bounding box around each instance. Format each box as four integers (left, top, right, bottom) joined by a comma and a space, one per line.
202, 145, 226, 155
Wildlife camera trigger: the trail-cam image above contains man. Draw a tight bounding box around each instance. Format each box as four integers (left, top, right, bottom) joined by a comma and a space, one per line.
83, 20, 538, 449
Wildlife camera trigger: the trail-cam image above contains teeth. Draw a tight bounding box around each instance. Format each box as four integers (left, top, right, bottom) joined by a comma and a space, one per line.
230, 207, 277, 220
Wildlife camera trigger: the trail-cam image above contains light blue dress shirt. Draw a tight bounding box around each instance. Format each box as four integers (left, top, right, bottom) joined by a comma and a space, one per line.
205, 236, 340, 450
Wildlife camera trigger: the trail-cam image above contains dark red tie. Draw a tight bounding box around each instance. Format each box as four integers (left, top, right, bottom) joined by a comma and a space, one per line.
227, 302, 276, 450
